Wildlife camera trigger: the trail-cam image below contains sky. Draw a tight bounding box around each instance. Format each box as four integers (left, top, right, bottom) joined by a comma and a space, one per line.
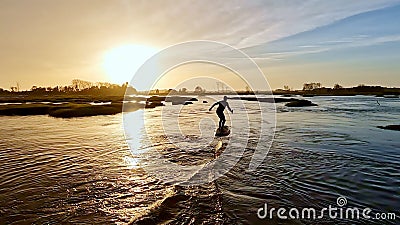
1, 0, 400, 90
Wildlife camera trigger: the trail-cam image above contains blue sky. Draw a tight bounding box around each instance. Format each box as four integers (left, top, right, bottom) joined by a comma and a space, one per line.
244, 2, 400, 88
0, 0, 399, 90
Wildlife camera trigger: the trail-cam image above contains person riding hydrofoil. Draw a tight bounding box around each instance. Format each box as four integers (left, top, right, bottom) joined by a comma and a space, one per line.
209, 96, 233, 130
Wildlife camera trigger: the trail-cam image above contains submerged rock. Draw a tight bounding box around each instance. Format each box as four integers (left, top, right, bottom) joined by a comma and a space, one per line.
145, 96, 165, 108
166, 96, 196, 105
377, 125, 400, 131
285, 99, 317, 107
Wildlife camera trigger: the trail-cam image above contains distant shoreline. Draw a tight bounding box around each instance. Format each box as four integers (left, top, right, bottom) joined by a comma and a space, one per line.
2, 81, 400, 98
0, 83, 398, 118
0, 92, 398, 118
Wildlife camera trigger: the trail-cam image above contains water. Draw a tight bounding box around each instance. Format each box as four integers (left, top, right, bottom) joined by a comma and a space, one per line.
0, 96, 399, 224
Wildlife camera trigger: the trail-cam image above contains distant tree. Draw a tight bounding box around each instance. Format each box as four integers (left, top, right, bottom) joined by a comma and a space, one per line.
95, 82, 112, 88
62, 85, 74, 93
283, 85, 290, 91
194, 86, 204, 93
72, 79, 93, 90
303, 82, 321, 91
333, 84, 343, 89
180, 88, 187, 93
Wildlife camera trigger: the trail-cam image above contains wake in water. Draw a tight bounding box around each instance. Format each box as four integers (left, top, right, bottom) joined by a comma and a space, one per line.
130, 133, 232, 224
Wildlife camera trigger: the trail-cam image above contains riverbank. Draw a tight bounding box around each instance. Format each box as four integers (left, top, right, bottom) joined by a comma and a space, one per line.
0, 95, 201, 118
0, 94, 321, 118
0, 102, 145, 118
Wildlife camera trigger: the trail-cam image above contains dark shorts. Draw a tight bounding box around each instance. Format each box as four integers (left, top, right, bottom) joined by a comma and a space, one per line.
217, 110, 225, 120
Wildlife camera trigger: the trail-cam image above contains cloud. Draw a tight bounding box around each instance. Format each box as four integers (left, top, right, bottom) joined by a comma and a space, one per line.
222, 0, 400, 48
49, 0, 396, 48
1, 0, 400, 89
241, 3, 400, 61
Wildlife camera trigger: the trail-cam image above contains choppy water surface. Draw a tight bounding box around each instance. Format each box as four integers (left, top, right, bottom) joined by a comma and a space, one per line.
0, 96, 399, 224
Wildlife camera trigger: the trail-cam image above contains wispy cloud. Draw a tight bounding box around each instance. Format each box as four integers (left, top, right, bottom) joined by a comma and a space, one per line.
1, 0, 400, 89
241, 3, 400, 61
86, 0, 400, 48
226, 0, 400, 48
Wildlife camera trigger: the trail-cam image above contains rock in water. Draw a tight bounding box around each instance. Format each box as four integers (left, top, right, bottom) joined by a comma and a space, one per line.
215, 126, 230, 136
377, 125, 400, 131
285, 99, 317, 107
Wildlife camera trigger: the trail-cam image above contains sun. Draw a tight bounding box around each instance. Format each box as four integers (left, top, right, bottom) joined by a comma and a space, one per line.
103, 44, 158, 85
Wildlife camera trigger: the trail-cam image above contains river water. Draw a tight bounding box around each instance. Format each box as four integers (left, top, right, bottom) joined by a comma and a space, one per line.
0, 95, 399, 224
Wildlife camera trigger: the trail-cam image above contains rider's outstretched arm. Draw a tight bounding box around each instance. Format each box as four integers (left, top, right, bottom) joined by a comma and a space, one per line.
209, 102, 218, 111
227, 103, 233, 113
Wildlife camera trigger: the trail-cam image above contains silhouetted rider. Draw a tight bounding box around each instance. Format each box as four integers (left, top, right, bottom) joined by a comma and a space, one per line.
209, 96, 233, 129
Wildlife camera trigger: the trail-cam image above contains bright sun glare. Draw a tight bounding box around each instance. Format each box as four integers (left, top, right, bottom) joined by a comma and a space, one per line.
103, 44, 158, 85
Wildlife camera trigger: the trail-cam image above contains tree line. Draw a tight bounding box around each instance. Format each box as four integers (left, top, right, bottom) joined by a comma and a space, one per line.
276, 82, 400, 95
0, 79, 137, 96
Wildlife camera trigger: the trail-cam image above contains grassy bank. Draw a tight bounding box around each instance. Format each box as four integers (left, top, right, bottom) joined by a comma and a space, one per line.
0, 102, 143, 118
0, 95, 125, 104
